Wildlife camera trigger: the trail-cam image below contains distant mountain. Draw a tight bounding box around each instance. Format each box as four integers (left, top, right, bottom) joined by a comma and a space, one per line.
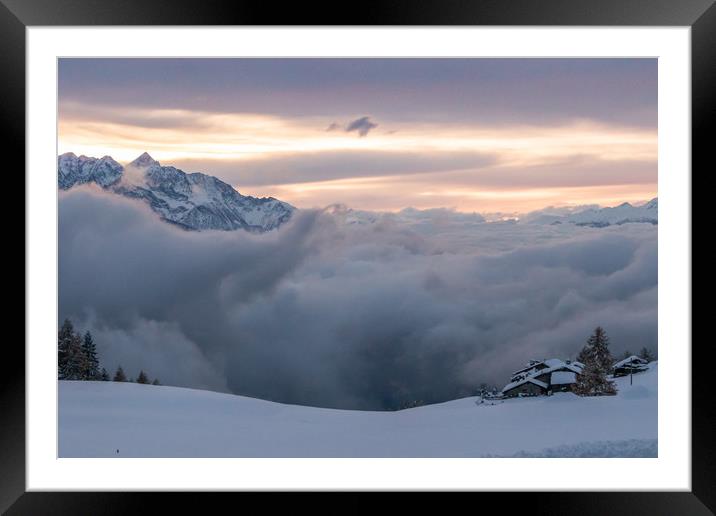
564, 199, 658, 227
524, 199, 658, 227
324, 200, 657, 230
324, 204, 487, 227
58, 152, 295, 232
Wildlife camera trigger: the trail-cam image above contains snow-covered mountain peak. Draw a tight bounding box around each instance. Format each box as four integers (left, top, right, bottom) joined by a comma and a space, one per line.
129, 152, 159, 169
59, 152, 295, 233
58, 152, 123, 189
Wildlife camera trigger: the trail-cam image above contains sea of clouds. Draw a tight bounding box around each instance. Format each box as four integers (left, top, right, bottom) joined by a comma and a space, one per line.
59, 186, 657, 410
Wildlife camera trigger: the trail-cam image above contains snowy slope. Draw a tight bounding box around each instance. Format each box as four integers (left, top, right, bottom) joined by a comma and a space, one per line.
59, 363, 657, 457
58, 152, 295, 232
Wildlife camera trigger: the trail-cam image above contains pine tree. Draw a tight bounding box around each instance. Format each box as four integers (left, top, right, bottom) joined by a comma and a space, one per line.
137, 370, 150, 384
81, 331, 100, 380
573, 327, 617, 396
58, 319, 75, 380
577, 326, 614, 370
63, 332, 87, 380
100, 368, 110, 381
621, 350, 632, 360
639, 347, 655, 362
152, 379, 160, 385
573, 359, 617, 396
113, 366, 127, 382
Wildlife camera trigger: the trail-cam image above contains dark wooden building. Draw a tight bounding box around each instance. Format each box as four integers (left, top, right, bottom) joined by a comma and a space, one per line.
612, 355, 649, 377
501, 358, 584, 397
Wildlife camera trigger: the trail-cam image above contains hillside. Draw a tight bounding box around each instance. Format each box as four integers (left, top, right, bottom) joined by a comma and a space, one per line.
59, 363, 657, 458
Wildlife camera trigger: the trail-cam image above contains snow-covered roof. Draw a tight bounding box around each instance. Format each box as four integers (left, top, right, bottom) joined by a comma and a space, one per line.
613, 355, 648, 369
511, 360, 547, 377
510, 358, 583, 383
551, 371, 577, 385
539, 359, 583, 376
512, 358, 584, 376
501, 377, 548, 393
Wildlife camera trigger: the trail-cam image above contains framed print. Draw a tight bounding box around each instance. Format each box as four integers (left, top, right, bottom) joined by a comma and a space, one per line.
6, 0, 713, 513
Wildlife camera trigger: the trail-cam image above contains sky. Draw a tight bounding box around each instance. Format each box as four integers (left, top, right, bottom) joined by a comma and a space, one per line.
58, 58, 657, 214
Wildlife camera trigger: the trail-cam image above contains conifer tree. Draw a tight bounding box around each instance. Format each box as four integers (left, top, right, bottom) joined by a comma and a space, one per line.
58, 319, 75, 380
621, 350, 632, 361
100, 368, 110, 381
81, 331, 100, 380
113, 366, 127, 382
638, 347, 655, 362
576, 326, 614, 370
137, 370, 150, 384
573, 327, 617, 396
152, 379, 160, 385
573, 359, 617, 396
63, 332, 87, 380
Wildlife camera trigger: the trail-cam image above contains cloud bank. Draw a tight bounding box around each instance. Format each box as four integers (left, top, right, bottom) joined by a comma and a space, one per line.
60, 187, 657, 410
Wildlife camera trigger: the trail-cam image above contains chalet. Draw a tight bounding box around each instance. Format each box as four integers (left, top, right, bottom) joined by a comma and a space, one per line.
500, 377, 549, 397
612, 355, 649, 377
501, 358, 584, 398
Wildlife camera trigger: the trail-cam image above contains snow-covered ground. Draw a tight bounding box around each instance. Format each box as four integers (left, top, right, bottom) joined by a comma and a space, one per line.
59, 363, 657, 457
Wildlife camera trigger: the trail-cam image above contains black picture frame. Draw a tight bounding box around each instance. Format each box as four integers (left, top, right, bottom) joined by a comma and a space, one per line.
5, 0, 711, 513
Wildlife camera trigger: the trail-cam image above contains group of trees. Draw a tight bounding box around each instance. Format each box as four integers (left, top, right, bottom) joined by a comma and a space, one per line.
620, 347, 656, 362
573, 326, 656, 397
58, 319, 160, 386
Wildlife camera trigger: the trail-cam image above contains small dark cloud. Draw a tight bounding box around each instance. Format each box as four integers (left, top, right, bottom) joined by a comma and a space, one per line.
345, 116, 378, 137
325, 122, 341, 132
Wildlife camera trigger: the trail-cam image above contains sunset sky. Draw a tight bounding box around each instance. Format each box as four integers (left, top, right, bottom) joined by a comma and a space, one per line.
58, 58, 657, 213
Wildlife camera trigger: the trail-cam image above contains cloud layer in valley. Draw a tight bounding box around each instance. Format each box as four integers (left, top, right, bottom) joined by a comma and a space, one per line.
60, 187, 657, 410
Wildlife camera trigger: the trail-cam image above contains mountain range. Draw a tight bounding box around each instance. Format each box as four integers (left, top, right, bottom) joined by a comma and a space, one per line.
58, 152, 657, 231
526, 198, 658, 227
323, 200, 658, 228
58, 152, 295, 232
